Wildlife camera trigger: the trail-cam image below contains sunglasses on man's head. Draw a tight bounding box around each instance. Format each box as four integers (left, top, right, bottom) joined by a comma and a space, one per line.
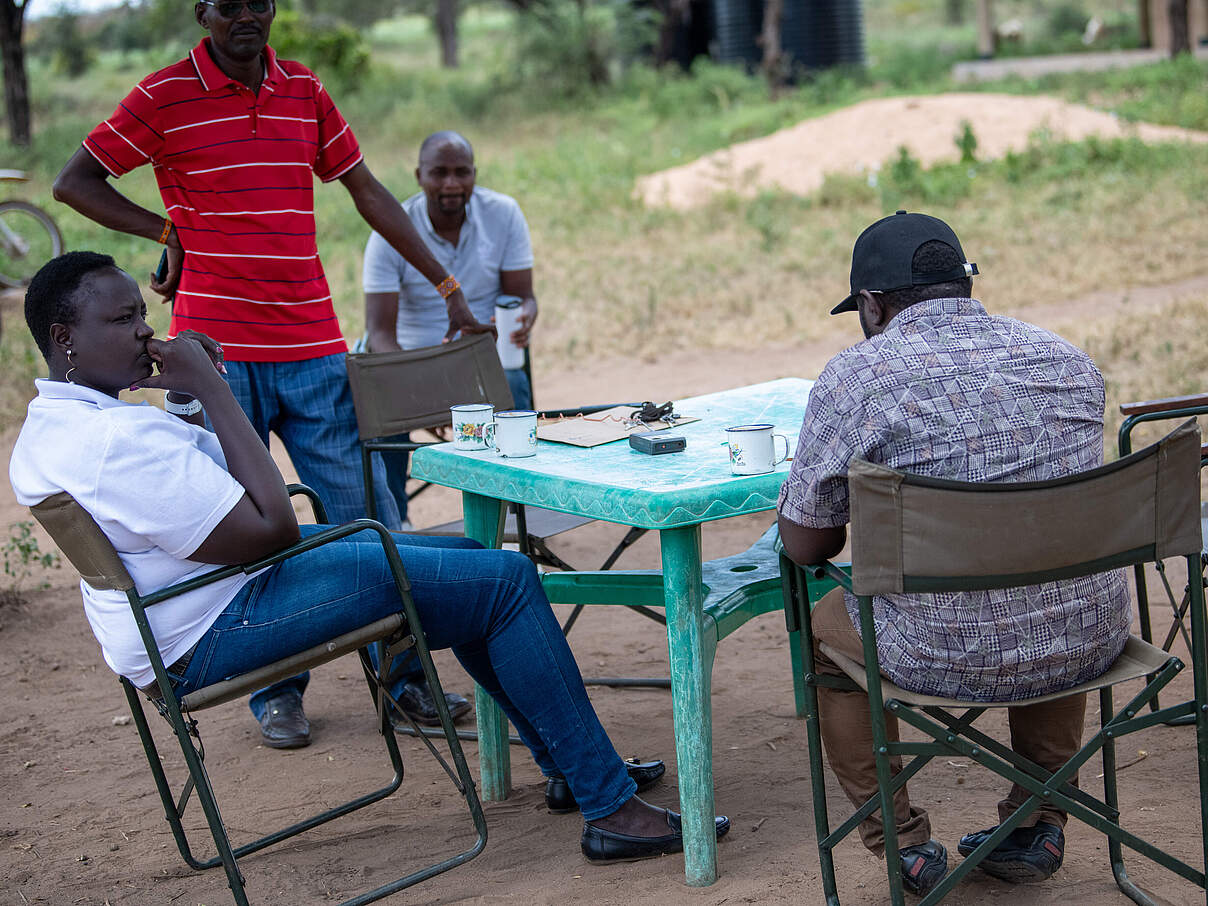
200, 0, 272, 18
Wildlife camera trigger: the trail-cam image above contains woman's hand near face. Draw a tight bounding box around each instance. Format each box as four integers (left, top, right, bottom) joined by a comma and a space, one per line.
136, 333, 300, 565
136, 334, 227, 401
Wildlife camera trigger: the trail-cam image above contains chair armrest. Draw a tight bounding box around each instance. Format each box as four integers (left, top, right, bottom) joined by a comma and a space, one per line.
139, 519, 405, 608
1120, 392, 1208, 417
816, 559, 855, 592
286, 483, 327, 524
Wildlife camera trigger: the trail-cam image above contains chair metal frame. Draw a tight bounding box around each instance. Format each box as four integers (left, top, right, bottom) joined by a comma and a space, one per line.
31, 485, 487, 906
1118, 393, 1208, 718
781, 421, 1208, 906
345, 338, 664, 721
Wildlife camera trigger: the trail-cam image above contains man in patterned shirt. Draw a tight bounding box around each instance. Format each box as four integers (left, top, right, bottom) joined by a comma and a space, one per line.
777, 211, 1130, 895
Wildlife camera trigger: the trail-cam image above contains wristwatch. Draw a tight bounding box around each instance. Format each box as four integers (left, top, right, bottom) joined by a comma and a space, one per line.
164, 393, 203, 417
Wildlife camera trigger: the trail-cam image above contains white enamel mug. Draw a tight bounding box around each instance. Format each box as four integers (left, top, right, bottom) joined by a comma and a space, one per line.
495, 409, 538, 458
726, 424, 790, 475
451, 403, 495, 451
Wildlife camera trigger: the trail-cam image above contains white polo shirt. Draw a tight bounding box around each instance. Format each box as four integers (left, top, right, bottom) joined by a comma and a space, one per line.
362, 186, 534, 348
9, 380, 249, 688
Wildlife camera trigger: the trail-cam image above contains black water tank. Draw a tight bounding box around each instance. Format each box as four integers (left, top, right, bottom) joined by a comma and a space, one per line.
710, 0, 865, 71
782, 0, 865, 68
711, 0, 763, 68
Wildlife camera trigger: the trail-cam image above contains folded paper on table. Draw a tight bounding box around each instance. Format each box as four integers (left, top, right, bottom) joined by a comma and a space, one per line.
537, 406, 699, 448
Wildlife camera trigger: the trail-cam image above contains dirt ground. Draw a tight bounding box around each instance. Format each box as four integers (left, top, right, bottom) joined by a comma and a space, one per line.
3, 336, 1208, 906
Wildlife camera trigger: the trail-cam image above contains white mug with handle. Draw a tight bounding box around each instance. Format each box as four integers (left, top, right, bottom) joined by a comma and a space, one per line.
726, 424, 790, 475
451, 403, 495, 451
495, 409, 538, 458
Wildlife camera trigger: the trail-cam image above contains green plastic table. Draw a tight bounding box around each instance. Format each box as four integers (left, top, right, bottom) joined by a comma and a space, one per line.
411, 377, 813, 885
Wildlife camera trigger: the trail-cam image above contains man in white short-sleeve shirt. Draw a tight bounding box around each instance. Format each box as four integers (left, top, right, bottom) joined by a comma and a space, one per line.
362, 131, 539, 520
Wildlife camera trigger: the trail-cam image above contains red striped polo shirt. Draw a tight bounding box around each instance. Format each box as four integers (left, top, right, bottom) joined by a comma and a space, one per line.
83, 38, 361, 362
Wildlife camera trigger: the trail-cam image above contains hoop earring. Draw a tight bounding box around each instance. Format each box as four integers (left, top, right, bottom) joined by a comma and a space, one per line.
65, 347, 77, 384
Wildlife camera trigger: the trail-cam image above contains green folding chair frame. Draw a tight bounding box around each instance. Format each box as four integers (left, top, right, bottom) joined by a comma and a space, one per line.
781, 420, 1208, 905
1118, 392, 1208, 719
30, 485, 487, 906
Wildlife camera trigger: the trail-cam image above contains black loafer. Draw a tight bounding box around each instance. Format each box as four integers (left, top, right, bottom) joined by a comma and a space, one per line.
581, 809, 730, 863
392, 680, 472, 727
546, 757, 666, 813
258, 693, 311, 749
957, 821, 1064, 882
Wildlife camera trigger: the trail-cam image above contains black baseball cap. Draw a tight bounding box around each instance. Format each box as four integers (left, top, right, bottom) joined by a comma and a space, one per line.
831, 210, 978, 315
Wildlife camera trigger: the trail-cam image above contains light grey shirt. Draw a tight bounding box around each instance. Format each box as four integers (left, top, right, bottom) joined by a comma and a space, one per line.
362, 186, 533, 348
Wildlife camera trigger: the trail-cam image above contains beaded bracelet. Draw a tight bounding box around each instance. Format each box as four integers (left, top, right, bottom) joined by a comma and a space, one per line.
435, 274, 460, 300
157, 217, 173, 245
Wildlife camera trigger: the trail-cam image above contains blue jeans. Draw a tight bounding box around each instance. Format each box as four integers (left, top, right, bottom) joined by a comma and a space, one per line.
172, 527, 634, 819
380, 368, 531, 523
222, 355, 416, 706
222, 355, 400, 529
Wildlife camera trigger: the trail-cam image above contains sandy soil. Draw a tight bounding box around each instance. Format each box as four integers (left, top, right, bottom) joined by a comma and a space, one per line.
635, 93, 1208, 210
3, 336, 1207, 906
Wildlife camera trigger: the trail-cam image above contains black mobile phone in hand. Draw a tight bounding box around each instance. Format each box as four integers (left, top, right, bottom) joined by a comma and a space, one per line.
154, 248, 168, 283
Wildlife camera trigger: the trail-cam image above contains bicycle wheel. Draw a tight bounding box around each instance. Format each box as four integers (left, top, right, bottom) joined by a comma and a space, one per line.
0, 200, 64, 288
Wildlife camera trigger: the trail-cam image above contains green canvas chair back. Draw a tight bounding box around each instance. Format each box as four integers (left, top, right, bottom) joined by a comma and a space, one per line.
345, 332, 514, 440
847, 417, 1203, 596
31, 491, 133, 592
785, 418, 1208, 906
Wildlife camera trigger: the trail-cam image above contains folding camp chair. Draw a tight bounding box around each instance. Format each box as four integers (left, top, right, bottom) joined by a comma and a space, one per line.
345, 336, 663, 677
781, 420, 1208, 905
30, 485, 487, 906
1118, 392, 1208, 719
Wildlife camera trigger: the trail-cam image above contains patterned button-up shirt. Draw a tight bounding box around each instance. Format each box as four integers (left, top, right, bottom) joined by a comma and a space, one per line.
778, 297, 1131, 700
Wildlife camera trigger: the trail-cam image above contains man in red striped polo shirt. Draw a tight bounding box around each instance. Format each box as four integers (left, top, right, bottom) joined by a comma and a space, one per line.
53, 0, 481, 749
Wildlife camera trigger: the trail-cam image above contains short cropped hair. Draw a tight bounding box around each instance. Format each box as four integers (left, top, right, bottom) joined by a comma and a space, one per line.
25, 251, 116, 361
880, 240, 973, 311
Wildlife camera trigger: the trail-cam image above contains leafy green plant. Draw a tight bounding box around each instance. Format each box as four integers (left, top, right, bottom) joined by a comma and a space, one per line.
3, 521, 61, 596
955, 119, 978, 164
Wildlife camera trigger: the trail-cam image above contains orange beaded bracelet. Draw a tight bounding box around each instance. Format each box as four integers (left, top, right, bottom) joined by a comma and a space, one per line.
435, 274, 460, 300
157, 217, 173, 245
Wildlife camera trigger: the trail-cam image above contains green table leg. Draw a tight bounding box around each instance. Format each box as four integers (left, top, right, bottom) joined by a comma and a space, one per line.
660, 524, 718, 886
462, 491, 510, 801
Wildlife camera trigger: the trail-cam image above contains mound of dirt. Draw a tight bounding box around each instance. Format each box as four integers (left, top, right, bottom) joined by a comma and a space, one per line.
636, 92, 1208, 210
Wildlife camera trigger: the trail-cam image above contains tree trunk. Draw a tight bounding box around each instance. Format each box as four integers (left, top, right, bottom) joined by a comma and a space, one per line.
1168, 0, 1191, 54
0, 1, 29, 147
759, 0, 785, 92
435, 0, 459, 68
1138, 0, 1152, 47
976, 0, 995, 58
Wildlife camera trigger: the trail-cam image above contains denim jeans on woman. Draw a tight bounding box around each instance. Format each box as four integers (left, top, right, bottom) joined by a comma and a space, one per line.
167, 526, 634, 820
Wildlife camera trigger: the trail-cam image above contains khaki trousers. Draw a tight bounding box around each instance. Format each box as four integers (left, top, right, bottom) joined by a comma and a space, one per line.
811, 588, 1086, 856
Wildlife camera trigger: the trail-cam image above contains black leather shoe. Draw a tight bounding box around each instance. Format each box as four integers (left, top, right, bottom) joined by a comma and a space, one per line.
258, 693, 311, 749
899, 839, 948, 896
581, 809, 730, 863
957, 821, 1064, 882
547, 757, 666, 813
392, 680, 472, 727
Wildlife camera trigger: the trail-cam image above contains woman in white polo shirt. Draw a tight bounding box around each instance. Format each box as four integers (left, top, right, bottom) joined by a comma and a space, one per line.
8, 252, 729, 864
